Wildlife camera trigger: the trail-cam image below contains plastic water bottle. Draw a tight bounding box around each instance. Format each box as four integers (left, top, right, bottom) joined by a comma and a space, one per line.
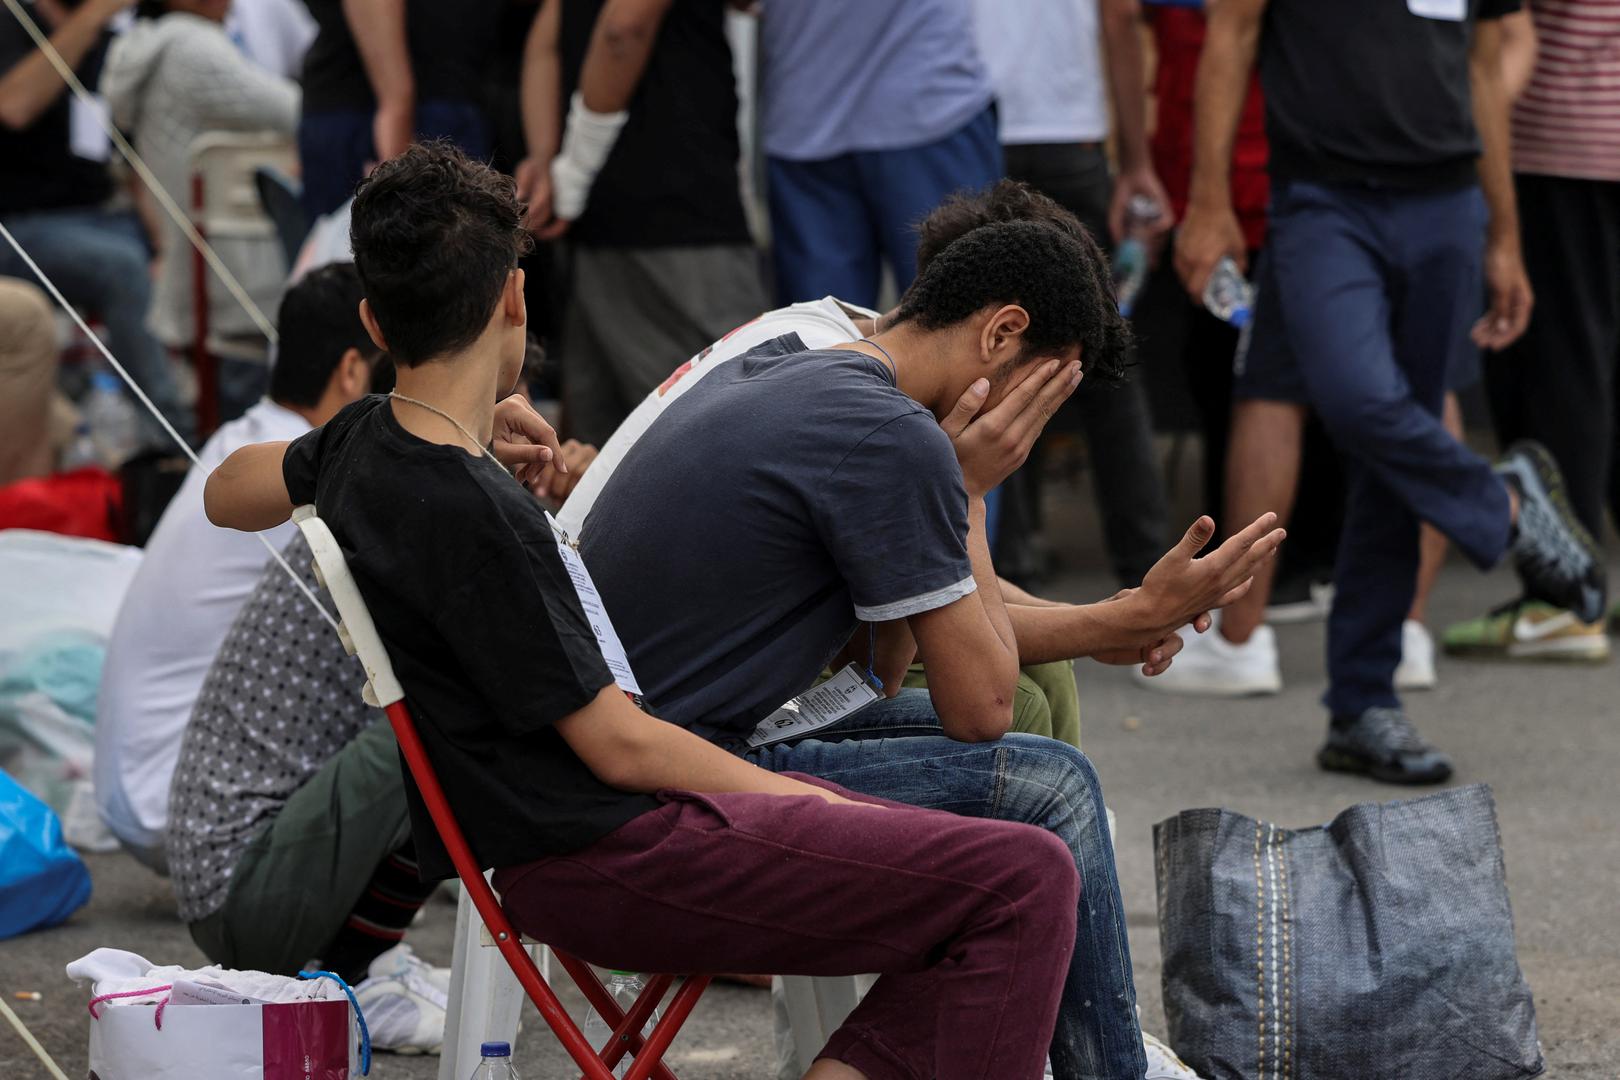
1112, 194, 1165, 318
580, 971, 656, 1078
470, 1040, 519, 1079
1201, 256, 1253, 328
83, 371, 142, 467
61, 422, 102, 470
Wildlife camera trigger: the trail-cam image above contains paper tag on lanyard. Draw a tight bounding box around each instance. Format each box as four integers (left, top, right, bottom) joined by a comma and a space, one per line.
545, 512, 643, 697
745, 664, 881, 749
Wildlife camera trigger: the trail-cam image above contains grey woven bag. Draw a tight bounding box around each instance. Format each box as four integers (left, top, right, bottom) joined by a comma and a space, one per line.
1154, 784, 1543, 1080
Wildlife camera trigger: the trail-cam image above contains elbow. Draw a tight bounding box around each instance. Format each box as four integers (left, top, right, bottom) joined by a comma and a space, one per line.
598, 14, 656, 57
202, 470, 229, 528
937, 693, 1016, 743
0, 100, 32, 131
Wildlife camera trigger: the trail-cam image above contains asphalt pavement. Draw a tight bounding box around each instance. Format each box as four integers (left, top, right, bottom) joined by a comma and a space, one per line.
3, 478, 1616, 1080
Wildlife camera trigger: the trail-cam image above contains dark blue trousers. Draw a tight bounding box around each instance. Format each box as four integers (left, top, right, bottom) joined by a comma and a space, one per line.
297, 100, 490, 219
1265, 180, 1513, 716
766, 105, 1002, 308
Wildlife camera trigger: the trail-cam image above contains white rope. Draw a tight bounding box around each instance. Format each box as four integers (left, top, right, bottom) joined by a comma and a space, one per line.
1, 0, 279, 343
0, 995, 70, 1080
0, 221, 341, 633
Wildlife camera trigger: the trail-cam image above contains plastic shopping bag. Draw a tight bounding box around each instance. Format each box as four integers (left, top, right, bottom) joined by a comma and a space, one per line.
76, 952, 369, 1080
88, 996, 360, 1080
1154, 784, 1542, 1080
0, 766, 90, 938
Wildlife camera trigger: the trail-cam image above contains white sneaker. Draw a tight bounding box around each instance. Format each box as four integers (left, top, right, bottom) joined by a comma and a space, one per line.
1143, 1029, 1206, 1079
354, 943, 450, 1054
1394, 619, 1437, 691
1134, 622, 1282, 696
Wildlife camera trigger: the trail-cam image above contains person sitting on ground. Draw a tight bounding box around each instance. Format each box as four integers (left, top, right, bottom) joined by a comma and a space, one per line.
95, 263, 384, 873
203, 140, 1083, 1079
578, 207, 1285, 1079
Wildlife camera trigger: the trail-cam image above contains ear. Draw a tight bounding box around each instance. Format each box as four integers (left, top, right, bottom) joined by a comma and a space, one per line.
359, 299, 389, 354
979, 304, 1031, 365
504, 268, 527, 329
335, 347, 369, 400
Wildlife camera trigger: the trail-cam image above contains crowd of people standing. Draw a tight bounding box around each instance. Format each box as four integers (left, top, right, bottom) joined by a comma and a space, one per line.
0, 0, 1616, 1076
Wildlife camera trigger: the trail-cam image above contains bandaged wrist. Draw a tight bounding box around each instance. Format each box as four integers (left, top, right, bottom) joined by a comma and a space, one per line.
550, 91, 629, 221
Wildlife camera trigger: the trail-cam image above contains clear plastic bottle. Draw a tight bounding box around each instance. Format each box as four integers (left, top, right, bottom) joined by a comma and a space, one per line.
1201, 256, 1254, 328
580, 971, 656, 1078
83, 371, 142, 467
61, 421, 102, 470
1111, 194, 1165, 318
470, 1040, 519, 1079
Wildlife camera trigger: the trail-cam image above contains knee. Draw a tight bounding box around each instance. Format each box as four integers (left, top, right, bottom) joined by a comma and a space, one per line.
83, 238, 152, 305
1001, 736, 1105, 813
996, 824, 1081, 926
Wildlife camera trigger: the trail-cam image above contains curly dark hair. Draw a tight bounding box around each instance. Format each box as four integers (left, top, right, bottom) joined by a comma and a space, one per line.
349, 141, 534, 367
915, 179, 1085, 273
894, 218, 1132, 383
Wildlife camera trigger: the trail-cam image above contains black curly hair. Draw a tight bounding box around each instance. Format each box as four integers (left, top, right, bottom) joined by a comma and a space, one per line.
349, 140, 534, 367
894, 217, 1131, 384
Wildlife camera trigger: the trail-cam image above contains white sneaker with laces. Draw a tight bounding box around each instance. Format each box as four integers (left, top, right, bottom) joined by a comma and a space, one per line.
1134, 622, 1282, 697
1143, 1029, 1206, 1079
353, 943, 450, 1055
1394, 619, 1437, 691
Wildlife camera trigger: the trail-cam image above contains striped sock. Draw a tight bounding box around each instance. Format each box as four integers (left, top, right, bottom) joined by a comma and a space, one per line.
321, 849, 439, 984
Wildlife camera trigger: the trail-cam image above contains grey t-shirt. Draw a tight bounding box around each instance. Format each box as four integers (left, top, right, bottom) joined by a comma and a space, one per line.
167, 536, 373, 923
581, 337, 975, 742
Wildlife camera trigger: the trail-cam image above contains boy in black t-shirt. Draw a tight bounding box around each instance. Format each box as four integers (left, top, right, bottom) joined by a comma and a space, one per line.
204, 141, 1078, 1080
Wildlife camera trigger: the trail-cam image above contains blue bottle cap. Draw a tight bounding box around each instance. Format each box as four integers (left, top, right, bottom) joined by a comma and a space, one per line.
480, 1041, 511, 1057
1228, 307, 1251, 329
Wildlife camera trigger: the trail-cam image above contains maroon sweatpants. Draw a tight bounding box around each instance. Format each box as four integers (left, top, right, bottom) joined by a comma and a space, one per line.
492, 774, 1079, 1080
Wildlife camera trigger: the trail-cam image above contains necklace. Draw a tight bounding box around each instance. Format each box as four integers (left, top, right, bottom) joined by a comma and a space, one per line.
388, 392, 507, 472
861, 337, 898, 378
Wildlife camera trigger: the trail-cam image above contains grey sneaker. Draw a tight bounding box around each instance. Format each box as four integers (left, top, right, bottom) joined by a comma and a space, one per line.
1496, 441, 1607, 625
1318, 707, 1453, 785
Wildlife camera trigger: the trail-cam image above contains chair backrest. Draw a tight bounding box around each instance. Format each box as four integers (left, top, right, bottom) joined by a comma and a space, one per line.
187, 132, 297, 237
288, 506, 618, 1080
253, 166, 310, 270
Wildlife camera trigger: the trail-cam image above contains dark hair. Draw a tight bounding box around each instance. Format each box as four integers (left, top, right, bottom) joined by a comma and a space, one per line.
268, 263, 381, 408
894, 219, 1132, 383
133, 0, 168, 18
349, 141, 533, 367
916, 179, 1088, 274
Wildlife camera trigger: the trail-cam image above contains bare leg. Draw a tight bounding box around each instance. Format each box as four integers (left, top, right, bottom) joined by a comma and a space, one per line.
1220, 399, 1309, 643
804, 1061, 869, 1080
1408, 394, 1464, 625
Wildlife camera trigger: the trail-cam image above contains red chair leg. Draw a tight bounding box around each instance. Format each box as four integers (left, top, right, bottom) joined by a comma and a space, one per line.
622, 977, 711, 1080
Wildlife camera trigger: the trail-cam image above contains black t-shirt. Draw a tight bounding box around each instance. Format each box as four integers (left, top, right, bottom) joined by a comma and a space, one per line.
299, 0, 503, 113
1259, 0, 1520, 189
558, 0, 751, 248
282, 395, 658, 879
0, 9, 113, 214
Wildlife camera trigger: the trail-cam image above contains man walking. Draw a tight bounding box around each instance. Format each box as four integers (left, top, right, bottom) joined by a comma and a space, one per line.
1176, 0, 1606, 782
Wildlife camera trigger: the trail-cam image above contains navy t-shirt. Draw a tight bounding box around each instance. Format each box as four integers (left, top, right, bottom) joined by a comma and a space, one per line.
581, 337, 975, 742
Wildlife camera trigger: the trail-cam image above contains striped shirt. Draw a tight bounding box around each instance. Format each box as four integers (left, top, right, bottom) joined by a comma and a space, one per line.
1513, 0, 1620, 180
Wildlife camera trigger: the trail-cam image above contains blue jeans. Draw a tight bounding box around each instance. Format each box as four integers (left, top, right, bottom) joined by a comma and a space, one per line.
0, 206, 191, 444
745, 689, 1147, 1080
1262, 181, 1513, 717
297, 100, 492, 219
767, 105, 1003, 308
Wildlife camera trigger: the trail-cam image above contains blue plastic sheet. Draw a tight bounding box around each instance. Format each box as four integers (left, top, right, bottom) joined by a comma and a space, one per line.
0, 766, 91, 939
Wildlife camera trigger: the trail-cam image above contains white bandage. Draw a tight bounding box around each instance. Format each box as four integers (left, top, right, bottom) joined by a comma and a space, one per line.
550, 91, 629, 222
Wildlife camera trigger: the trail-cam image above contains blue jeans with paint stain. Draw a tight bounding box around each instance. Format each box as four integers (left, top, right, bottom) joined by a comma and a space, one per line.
745, 689, 1147, 1080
